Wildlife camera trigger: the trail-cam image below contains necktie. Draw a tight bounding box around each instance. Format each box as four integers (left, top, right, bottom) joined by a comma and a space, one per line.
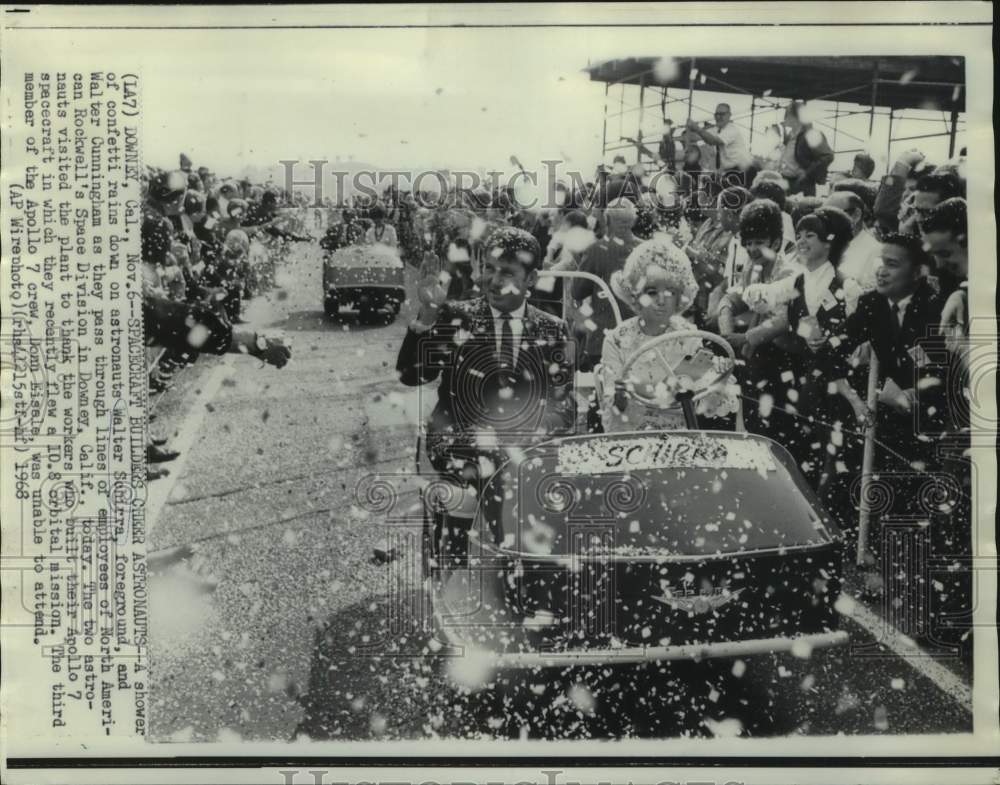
498, 313, 515, 375
889, 303, 902, 343
715, 144, 722, 172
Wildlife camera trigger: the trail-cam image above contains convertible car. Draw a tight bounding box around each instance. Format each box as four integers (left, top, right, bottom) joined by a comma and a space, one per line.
417, 284, 848, 670
423, 428, 847, 668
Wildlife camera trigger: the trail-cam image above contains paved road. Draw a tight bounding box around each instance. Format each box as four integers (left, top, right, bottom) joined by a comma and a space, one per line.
147, 238, 973, 742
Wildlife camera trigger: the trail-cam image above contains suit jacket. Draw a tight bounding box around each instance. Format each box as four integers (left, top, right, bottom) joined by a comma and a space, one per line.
817, 278, 951, 440
572, 237, 638, 358
396, 297, 577, 475
818, 279, 943, 388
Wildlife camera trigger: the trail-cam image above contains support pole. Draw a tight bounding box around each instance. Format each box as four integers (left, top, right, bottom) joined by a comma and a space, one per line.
885, 107, 894, 164
948, 105, 960, 157
638, 73, 646, 164
619, 82, 625, 147
868, 62, 879, 137
857, 354, 880, 567
685, 57, 697, 126
601, 82, 609, 160
748, 95, 756, 146
832, 101, 840, 152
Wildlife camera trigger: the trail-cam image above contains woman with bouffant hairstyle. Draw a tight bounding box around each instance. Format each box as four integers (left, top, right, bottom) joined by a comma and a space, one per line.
599, 238, 740, 432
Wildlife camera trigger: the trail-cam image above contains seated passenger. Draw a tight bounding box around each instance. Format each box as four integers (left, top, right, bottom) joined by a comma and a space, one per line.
320, 208, 366, 252
717, 198, 803, 349
364, 204, 399, 249
600, 239, 739, 432
716, 198, 803, 438
396, 226, 577, 485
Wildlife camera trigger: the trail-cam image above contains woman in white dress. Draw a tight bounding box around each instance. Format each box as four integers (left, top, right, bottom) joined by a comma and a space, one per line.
599, 239, 740, 432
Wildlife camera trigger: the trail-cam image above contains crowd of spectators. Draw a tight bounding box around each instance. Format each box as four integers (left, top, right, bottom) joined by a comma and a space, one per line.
141, 154, 300, 477
141, 105, 972, 642
379, 106, 970, 639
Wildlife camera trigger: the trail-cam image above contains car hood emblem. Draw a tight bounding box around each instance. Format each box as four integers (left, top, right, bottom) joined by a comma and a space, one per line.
651, 587, 744, 615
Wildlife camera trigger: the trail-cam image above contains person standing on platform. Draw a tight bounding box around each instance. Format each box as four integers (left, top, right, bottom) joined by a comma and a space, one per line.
685, 102, 752, 186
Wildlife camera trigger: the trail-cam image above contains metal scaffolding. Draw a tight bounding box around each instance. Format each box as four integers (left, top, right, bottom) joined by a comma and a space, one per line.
587, 56, 966, 171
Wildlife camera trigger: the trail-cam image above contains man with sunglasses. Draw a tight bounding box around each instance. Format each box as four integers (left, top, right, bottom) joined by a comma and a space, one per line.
685, 103, 751, 185
873, 149, 965, 238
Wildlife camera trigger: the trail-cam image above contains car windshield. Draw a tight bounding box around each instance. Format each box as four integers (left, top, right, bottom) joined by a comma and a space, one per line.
483, 432, 838, 557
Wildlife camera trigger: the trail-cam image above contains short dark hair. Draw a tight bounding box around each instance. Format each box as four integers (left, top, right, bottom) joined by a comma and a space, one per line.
920, 197, 967, 243
750, 180, 786, 210
880, 232, 931, 271
915, 171, 965, 202
852, 153, 876, 179
788, 195, 824, 226
795, 206, 854, 266
828, 190, 866, 219
484, 226, 543, 273
832, 178, 877, 217
562, 209, 589, 229
739, 199, 784, 243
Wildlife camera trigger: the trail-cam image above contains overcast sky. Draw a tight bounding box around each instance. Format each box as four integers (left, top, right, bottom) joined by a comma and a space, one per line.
6, 20, 965, 182
141, 30, 963, 179
137, 28, 640, 177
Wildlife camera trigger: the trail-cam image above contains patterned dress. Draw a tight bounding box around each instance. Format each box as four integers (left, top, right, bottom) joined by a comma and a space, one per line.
598, 315, 740, 432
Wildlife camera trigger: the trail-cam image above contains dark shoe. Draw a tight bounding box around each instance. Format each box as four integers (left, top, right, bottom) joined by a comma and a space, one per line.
147, 466, 171, 480
147, 444, 180, 463
151, 436, 169, 446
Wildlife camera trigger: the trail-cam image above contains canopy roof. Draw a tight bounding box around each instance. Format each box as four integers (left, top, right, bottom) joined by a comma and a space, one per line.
586, 56, 965, 113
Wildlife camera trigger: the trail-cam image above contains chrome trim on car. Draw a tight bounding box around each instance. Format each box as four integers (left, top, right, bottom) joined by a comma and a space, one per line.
433, 622, 849, 668
480, 538, 841, 565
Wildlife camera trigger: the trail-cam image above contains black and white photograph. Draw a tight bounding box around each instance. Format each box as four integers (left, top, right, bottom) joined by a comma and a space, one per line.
0, 3, 996, 782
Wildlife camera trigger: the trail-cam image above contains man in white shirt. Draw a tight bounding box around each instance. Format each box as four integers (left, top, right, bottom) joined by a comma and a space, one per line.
686, 103, 752, 176
825, 191, 882, 291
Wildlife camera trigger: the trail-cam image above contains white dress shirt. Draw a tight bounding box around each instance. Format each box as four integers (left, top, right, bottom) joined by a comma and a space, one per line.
800, 261, 837, 315
715, 122, 752, 171
889, 293, 913, 327
491, 301, 527, 367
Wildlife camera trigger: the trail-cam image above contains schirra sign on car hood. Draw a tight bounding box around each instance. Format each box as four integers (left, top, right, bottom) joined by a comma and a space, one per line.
481, 430, 839, 559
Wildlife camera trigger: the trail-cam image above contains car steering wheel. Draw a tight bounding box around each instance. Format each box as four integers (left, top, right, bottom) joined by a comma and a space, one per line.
617, 329, 742, 428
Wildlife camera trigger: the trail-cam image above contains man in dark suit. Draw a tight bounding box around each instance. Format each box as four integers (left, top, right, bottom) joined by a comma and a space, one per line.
809, 232, 946, 466
397, 226, 577, 485
810, 233, 967, 643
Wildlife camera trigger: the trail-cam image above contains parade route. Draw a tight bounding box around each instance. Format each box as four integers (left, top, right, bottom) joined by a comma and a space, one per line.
146, 239, 974, 742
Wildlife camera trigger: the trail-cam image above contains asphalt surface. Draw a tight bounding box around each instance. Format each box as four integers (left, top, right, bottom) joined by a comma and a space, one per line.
147, 233, 974, 742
